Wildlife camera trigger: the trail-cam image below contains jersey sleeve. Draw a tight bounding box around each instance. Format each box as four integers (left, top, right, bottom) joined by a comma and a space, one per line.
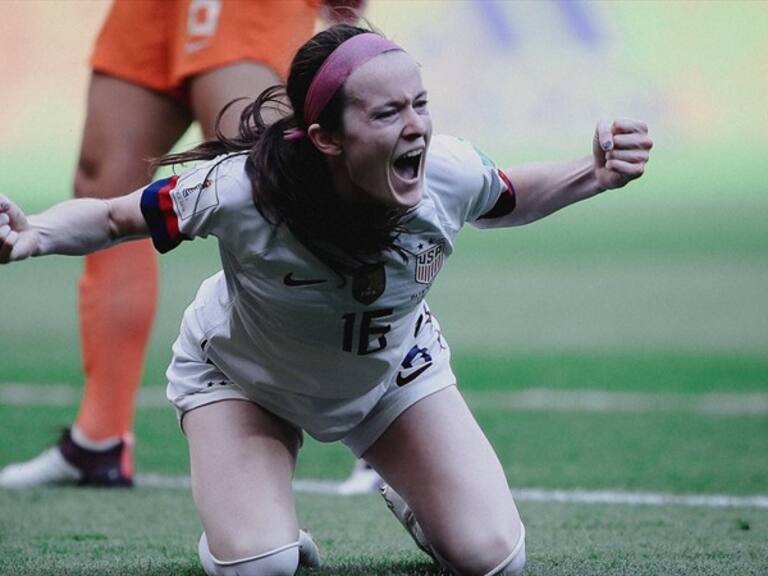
424, 135, 515, 231
139, 156, 252, 253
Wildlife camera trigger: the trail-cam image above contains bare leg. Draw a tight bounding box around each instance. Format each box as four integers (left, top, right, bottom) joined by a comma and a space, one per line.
188, 61, 282, 138
183, 400, 300, 560
77, 61, 282, 441
364, 386, 523, 576
76, 61, 283, 441
74, 74, 192, 442
0, 75, 192, 489
180, 66, 303, 560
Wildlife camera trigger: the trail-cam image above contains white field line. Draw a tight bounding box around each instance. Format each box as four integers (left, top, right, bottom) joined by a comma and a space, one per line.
134, 474, 768, 509
2, 382, 766, 509
2, 382, 768, 416
465, 389, 768, 416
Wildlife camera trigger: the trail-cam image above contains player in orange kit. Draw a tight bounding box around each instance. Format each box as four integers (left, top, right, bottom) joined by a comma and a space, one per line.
0, 0, 365, 488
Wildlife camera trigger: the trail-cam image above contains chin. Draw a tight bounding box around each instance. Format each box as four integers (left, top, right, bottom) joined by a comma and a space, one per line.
386, 181, 423, 208
395, 189, 423, 208
387, 171, 424, 207
352, 170, 423, 209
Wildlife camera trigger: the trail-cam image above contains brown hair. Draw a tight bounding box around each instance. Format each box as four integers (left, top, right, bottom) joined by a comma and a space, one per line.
155, 24, 408, 277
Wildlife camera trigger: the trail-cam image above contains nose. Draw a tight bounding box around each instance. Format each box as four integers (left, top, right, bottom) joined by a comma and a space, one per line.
402, 106, 427, 140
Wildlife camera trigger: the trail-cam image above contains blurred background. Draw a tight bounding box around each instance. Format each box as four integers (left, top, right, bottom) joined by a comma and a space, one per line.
0, 1, 766, 488
1, 0, 765, 368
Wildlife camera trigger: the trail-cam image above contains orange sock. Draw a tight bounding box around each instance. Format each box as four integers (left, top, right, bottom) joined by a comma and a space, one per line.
75, 240, 158, 441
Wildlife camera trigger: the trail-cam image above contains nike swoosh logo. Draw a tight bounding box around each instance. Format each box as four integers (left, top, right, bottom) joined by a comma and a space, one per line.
184, 39, 211, 54
396, 363, 431, 386
283, 273, 327, 287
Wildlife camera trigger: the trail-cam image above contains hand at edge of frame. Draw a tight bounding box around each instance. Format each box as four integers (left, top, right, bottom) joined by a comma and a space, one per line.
0, 195, 39, 264
593, 119, 654, 191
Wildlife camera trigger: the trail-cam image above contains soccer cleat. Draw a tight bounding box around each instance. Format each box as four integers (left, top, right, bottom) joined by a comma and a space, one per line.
337, 459, 384, 495
298, 529, 321, 568
0, 445, 80, 489
380, 484, 435, 560
0, 428, 134, 489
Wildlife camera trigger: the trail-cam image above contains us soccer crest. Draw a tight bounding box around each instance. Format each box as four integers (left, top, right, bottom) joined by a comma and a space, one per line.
352, 264, 386, 305
414, 241, 444, 284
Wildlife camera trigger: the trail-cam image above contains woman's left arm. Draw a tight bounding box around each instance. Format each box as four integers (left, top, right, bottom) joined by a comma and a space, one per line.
489, 119, 653, 227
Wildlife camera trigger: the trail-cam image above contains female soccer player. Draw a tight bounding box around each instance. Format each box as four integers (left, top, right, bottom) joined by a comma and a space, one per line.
0, 24, 652, 576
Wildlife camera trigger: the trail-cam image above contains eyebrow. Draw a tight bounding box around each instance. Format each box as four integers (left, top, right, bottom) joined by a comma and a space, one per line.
370, 91, 428, 111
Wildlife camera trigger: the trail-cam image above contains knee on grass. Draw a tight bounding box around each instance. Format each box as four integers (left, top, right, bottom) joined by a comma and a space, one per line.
198, 532, 299, 576
481, 522, 526, 576
436, 521, 526, 576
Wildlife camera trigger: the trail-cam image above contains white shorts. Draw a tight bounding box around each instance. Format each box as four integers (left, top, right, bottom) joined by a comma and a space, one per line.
166, 297, 455, 457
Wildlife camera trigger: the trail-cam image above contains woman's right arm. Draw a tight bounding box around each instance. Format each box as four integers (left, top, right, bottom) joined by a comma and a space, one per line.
0, 189, 148, 264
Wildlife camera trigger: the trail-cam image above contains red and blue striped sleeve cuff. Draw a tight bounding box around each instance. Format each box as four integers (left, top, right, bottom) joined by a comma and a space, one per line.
140, 175, 187, 253
478, 169, 516, 220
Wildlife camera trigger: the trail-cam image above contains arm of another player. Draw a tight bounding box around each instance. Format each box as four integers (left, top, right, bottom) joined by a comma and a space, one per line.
487, 119, 653, 227
0, 190, 148, 264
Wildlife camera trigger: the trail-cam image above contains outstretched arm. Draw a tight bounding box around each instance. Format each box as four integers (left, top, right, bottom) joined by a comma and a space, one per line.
0, 189, 148, 264
480, 119, 653, 227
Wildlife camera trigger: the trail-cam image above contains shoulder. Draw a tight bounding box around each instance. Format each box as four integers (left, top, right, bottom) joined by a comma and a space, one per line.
426, 134, 483, 168
425, 135, 491, 192
426, 135, 491, 171
422, 135, 508, 228
171, 154, 252, 222
424, 135, 489, 200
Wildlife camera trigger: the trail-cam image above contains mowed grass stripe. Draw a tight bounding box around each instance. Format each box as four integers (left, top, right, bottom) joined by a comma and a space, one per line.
430, 257, 768, 355
133, 473, 768, 510
3, 382, 768, 416
3, 389, 767, 495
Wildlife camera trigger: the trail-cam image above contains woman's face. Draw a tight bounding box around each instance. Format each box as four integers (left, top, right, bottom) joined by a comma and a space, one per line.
334, 51, 432, 208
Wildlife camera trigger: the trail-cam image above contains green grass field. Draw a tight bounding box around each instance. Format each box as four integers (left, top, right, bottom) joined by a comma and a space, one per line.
1, 0, 767, 572
2, 148, 766, 573
2, 489, 766, 576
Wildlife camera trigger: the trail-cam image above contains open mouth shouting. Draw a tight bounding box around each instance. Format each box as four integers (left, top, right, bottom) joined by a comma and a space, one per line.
392, 147, 425, 185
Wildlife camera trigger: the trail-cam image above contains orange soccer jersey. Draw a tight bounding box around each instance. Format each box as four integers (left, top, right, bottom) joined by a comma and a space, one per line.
91, 0, 321, 94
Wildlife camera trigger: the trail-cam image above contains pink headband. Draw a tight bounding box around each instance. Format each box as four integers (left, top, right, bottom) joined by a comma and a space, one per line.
284, 33, 403, 141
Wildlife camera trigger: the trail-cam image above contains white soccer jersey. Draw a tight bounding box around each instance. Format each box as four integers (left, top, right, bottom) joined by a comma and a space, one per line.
140, 135, 514, 400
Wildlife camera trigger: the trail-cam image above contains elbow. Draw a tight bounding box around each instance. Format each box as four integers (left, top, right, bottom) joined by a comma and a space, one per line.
105, 201, 123, 243
105, 198, 143, 243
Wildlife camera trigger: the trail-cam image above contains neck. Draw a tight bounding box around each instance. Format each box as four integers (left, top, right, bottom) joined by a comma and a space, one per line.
328, 157, 358, 203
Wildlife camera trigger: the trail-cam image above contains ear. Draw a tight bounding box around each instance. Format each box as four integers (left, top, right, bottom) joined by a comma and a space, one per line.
307, 123, 343, 157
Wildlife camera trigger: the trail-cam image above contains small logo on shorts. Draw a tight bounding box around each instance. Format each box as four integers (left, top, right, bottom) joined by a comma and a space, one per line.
185, 0, 222, 53
396, 345, 433, 386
